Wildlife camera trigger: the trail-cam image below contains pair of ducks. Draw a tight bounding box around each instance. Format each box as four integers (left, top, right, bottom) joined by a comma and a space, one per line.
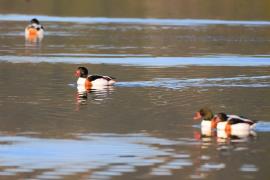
194, 107, 256, 137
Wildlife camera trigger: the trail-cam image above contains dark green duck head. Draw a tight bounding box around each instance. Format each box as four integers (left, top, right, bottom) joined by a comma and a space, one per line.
193, 107, 214, 121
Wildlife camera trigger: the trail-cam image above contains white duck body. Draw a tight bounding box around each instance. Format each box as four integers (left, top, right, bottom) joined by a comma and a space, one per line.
216, 121, 227, 131
90, 76, 115, 86
25, 23, 44, 40
201, 121, 212, 137
77, 76, 115, 89
77, 77, 87, 86
217, 114, 256, 132
201, 120, 212, 130
77, 78, 87, 93
200, 119, 218, 136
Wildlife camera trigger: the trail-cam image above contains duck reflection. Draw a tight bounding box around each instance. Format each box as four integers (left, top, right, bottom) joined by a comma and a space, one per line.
76, 83, 115, 105
194, 125, 256, 142
216, 129, 256, 141
191, 121, 258, 179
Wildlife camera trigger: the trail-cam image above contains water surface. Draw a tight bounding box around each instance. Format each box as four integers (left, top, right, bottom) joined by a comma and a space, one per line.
0, 1, 270, 179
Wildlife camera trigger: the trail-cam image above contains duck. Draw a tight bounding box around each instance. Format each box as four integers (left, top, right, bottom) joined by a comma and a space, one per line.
25, 18, 44, 41
215, 112, 256, 135
75, 66, 116, 90
193, 107, 219, 130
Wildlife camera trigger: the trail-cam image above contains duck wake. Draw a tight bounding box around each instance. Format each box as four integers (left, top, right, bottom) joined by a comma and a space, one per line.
253, 122, 270, 132
116, 75, 270, 90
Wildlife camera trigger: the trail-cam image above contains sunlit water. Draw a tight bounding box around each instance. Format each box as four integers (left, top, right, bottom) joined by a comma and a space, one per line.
0, 10, 270, 180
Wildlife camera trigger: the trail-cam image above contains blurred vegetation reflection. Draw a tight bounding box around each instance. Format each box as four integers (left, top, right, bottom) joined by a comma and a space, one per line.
1, 0, 270, 20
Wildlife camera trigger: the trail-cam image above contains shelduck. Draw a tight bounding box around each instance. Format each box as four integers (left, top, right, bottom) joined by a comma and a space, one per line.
193, 107, 220, 137
215, 113, 256, 135
75, 67, 116, 90
193, 107, 219, 129
194, 108, 257, 139
25, 18, 44, 41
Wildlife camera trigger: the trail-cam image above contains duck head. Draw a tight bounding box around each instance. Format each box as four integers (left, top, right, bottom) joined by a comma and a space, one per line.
193, 107, 214, 121
30, 18, 40, 25
75, 67, 88, 78
216, 112, 228, 122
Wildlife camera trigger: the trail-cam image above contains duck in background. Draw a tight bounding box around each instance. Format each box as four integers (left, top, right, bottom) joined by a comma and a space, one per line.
25, 18, 44, 41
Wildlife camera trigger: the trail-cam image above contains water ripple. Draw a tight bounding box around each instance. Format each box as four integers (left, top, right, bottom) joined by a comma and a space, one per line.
117, 75, 270, 90
0, 133, 194, 179
1, 55, 270, 67
1, 14, 270, 27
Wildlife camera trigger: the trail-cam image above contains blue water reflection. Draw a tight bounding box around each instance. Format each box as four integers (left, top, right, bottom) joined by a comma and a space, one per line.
1, 55, 270, 67
1, 14, 270, 27
0, 133, 194, 179
0, 131, 262, 179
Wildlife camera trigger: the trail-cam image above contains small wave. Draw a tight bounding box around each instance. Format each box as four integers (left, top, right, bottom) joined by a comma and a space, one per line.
253, 122, 270, 132
1, 14, 270, 27
1, 55, 270, 67
116, 76, 270, 89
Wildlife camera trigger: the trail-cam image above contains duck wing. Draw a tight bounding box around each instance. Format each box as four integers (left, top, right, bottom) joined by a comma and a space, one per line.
87, 75, 115, 81
227, 116, 255, 125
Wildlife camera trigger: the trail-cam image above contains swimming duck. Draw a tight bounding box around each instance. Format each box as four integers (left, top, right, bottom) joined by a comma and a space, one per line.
75, 67, 116, 89
215, 112, 256, 134
25, 18, 44, 40
193, 107, 218, 129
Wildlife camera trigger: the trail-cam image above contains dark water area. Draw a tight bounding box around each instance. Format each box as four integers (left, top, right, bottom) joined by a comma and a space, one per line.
0, 1, 270, 179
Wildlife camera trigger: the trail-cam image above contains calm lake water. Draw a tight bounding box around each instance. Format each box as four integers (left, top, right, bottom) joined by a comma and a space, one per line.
0, 1, 270, 179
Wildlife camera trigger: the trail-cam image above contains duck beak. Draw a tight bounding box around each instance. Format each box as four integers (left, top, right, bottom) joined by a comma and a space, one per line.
193, 112, 202, 120
75, 70, 80, 77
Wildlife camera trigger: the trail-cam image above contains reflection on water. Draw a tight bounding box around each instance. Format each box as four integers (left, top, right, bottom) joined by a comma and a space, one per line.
24, 38, 43, 49
197, 126, 257, 143
1, 14, 270, 26
25, 36, 43, 44
1, 55, 270, 67
76, 84, 115, 106
0, 132, 260, 179
0, 133, 190, 179
196, 121, 270, 142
